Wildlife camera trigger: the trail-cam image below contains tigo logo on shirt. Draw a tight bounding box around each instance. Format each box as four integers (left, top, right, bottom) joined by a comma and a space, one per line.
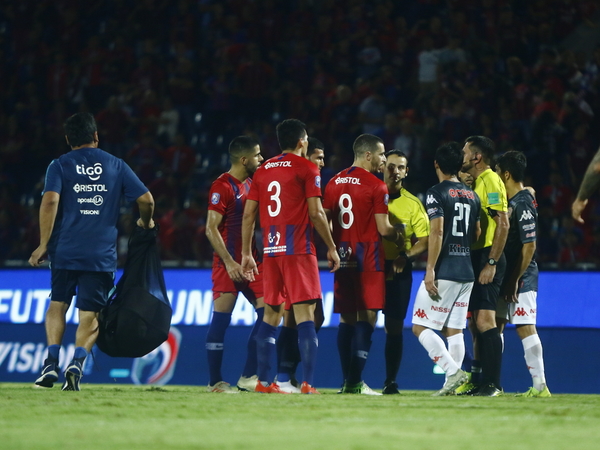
76, 163, 103, 181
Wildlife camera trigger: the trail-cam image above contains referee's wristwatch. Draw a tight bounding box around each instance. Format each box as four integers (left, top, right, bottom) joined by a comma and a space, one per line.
487, 258, 497, 266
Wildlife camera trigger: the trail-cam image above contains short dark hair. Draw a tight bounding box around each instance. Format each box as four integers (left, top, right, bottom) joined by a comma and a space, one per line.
276, 119, 306, 151
496, 150, 527, 182
385, 149, 408, 160
229, 135, 259, 160
353, 134, 383, 157
307, 137, 325, 157
465, 135, 495, 165
64, 113, 97, 148
435, 141, 463, 176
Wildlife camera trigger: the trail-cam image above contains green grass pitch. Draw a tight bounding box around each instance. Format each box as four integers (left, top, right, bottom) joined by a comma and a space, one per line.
1, 383, 599, 450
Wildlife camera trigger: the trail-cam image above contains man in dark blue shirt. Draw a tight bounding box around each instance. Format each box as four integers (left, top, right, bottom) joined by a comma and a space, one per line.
495, 151, 550, 398
412, 142, 481, 396
29, 112, 154, 391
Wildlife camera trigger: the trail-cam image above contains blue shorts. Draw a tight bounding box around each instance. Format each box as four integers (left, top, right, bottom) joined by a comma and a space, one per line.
50, 268, 114, 312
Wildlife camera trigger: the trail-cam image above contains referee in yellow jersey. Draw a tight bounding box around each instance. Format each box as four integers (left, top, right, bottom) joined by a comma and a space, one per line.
458, 136, 509, 397
381, 150, 430, 394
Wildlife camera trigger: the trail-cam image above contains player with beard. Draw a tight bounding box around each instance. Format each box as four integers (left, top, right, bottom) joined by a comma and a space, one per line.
205, 136, 265, 393
381, 150, 430, 394
457, 136, 509, 397
324, 134, 404, 395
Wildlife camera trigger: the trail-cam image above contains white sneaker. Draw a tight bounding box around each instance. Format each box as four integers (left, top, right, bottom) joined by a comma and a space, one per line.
275, 380, 301, 394
359, 382, 383, 396
342, 381, 382, 395
432, 369, 468, 397
236, 375, 259, 392
207, 381, 239, 393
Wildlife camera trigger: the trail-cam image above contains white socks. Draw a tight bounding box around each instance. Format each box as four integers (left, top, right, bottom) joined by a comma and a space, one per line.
446, 333, 465, 380
522, 334, 546, 391
418, 329, 460, 377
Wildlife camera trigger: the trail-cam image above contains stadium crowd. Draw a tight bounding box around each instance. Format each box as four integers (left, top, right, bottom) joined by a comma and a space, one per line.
1, 0, 600, 269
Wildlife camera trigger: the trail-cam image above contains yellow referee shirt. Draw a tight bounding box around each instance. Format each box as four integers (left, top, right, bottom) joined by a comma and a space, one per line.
383, 187, 430, 260
472, 168, 508, 250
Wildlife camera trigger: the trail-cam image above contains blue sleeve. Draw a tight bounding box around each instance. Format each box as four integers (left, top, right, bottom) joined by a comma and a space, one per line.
121, 162, 149, 203
43, 160, 62, 195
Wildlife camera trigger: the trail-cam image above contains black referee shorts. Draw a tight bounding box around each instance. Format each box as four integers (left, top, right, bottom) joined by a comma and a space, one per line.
469, 248, 506, 312
383, 259, 413, 321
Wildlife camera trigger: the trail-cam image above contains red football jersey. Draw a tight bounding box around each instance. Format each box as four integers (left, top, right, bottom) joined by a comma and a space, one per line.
248, 153, 322, 257
208, 173, 253, 266
323, 166, 389, 272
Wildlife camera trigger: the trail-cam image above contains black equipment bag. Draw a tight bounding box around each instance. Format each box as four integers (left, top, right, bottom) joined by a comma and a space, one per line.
97, 225, 172, 358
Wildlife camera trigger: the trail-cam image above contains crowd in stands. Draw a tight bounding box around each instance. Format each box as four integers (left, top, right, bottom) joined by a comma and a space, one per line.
1, 0, 600, 269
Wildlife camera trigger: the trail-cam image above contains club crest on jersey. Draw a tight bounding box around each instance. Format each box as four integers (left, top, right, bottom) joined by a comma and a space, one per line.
211, 193, 220, 205
315, 176, 321, 188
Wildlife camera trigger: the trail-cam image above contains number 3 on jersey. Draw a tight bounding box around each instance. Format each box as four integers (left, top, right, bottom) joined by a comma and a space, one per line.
338, 193, 354, 229
268, 181, 281, 217
452, 203, 471, 236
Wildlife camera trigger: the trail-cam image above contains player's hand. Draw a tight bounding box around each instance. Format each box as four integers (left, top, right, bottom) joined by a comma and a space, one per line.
137, 218, 155, 229
241, 254, 258, 281
502, 280, 520, 303
424, 269, 440, 300
392, 254, 407, 273
28, 245, 47, 267
225, 260, 246, 284
572, 198, 587, 224
393, 224, 405, 248
478, 264, 496, 285
327, 247, 341, 272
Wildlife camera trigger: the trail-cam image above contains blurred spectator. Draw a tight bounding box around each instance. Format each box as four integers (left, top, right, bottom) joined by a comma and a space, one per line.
156, 97, 180, 147
2, 1, 600, 268
96, 96, 131, 157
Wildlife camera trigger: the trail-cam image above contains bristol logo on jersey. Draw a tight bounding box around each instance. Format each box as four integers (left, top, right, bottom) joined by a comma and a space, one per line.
76, 163, 103, 181
211, 193, 220, 205
131, 327, 181, 385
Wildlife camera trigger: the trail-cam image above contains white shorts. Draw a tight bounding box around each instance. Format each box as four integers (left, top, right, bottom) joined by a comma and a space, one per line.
496, 291, 537, 325
411, 279, 473, 331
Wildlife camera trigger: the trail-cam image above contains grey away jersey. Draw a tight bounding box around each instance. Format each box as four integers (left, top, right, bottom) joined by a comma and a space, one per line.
503, 189, 539, 293
425, 180, 481, 282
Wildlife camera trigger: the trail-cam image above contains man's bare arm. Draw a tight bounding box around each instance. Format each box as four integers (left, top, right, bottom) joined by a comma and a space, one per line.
29, 191, 60, 267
